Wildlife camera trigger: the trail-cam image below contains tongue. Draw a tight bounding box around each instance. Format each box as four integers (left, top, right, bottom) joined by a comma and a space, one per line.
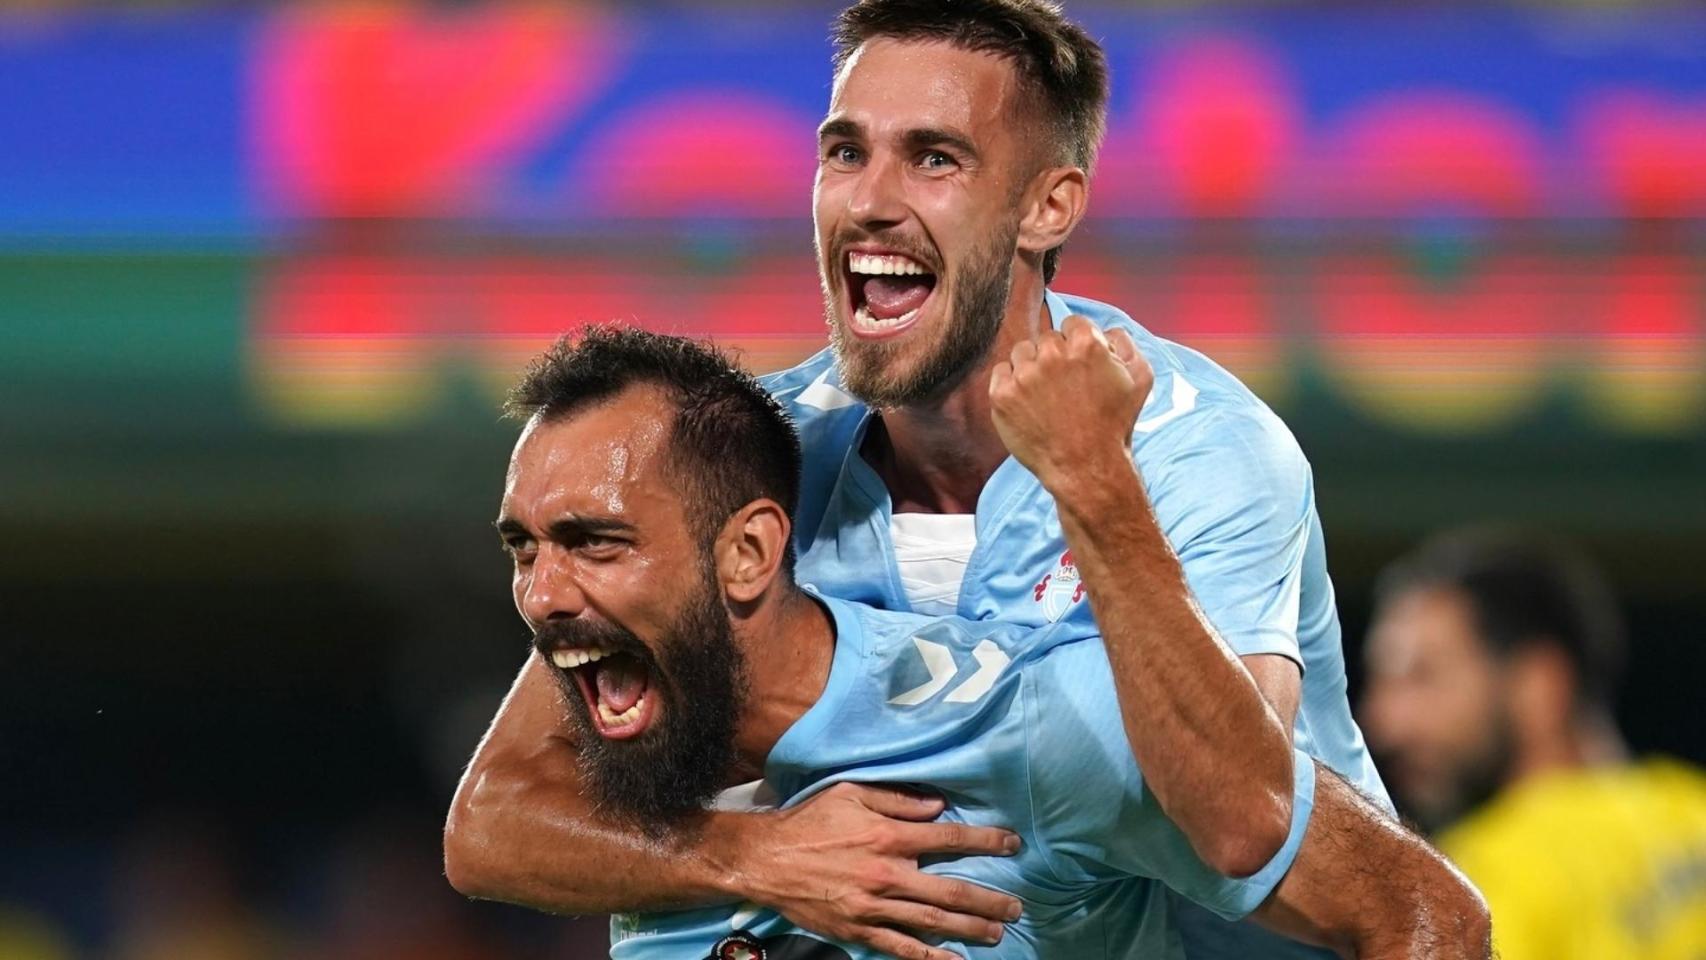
595, 657, 648, 714
863, 276, 933, 320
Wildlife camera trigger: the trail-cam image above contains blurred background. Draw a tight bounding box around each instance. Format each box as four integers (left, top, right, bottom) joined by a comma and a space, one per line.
1, 2, 1702, 958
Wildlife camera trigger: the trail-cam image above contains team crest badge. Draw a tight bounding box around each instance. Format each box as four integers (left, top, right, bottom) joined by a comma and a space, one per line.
708, 931, 766, 960
1032, 549, 1087, 622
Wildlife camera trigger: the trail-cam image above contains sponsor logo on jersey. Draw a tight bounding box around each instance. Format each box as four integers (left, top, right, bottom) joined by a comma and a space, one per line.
1032, 549, 1087, 623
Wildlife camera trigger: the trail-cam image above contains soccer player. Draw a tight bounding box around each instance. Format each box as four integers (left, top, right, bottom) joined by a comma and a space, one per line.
1361, 529, 1706, 960
446, 2, 1456, 956
493, 327, 1486, 959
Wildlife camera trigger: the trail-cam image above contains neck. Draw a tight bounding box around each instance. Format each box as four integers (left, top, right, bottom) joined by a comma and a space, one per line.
870, 276, 1052, 514
727, 587, 836, 779
1511, 710, 1629, 785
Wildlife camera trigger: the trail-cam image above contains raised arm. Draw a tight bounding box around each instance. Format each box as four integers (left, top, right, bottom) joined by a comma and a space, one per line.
444, 652, 1024, 960
989, 315, 1295, 876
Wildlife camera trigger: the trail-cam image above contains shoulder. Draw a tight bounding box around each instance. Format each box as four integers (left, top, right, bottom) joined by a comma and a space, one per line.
1050, 291, 1303, 468
759, 348, 868, 474
760, 348, 858, 419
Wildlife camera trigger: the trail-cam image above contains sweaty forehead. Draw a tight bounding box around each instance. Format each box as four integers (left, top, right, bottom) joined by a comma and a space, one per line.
503, 387, 678, 521
832, 38, 1026, 142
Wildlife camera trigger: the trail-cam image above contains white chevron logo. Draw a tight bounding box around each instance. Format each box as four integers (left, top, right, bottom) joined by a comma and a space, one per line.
944, 640, 1010, 703
1134, 372, 1199, 434
888, 637, 1012, 707
888, 637, 957, 705
797, 368, 858, 411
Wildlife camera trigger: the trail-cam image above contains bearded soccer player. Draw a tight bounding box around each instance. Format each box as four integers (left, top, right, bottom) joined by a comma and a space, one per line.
1362, 530, 1706, 959
492, 327, 1485, 959
447, 2, 1475, 957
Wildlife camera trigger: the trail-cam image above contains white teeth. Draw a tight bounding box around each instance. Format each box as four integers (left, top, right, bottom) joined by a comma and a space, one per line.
848, 252, 929, 276
549, 646, 611, 670
597, 695, 646, 728
853, 303, 921, 333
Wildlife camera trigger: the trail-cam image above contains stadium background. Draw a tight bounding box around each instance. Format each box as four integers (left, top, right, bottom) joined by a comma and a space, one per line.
1, 2, 1701, 957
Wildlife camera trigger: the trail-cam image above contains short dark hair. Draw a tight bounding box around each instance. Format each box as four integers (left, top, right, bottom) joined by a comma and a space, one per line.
506, 326, 803, 576
831, 0, 1110, 283
1375, 528, 1627, 711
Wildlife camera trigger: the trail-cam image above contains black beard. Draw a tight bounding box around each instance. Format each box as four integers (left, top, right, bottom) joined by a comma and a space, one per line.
1407, 707, 1516, 834
532, 569, 748, 830
825, 222, 1017, 409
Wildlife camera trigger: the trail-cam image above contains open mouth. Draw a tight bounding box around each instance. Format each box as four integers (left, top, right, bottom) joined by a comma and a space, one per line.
843, 250, 938, 340
548, 644, 658, 740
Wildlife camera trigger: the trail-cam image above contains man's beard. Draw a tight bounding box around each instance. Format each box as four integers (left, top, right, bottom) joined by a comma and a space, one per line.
532, 567, 748, 829
824, 222, 1018, 409
1406, 709, 1516, 834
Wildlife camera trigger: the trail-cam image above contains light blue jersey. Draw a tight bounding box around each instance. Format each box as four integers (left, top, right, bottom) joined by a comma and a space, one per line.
610, 595, 1319, 960
761, 291, 1391, 957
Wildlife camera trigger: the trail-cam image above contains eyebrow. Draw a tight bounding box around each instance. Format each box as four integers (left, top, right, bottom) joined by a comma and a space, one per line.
493, 515, 636, 540
900, 126, 980, 161
818, 116, 864, 145
818, 116, 980, 162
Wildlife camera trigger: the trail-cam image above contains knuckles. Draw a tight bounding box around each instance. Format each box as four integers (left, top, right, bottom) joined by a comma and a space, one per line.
855, 860, 897, 894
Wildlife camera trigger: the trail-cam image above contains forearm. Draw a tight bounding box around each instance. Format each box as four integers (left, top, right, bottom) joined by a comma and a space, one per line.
1255, 765, 1492, 960
445, 659, 1025, 960
1050, 454, 1294, 876
444, 746, 745, 913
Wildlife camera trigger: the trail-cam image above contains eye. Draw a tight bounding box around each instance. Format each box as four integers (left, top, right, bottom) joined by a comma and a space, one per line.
502, 536, 537, 563
574, 532, 628, 558
825, 142, 863, 167
919, 150, 956, 170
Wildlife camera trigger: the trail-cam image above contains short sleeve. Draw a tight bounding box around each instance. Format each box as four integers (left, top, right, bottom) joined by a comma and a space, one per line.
1024, 646, 1320, 920
1141, 407, 1314, 667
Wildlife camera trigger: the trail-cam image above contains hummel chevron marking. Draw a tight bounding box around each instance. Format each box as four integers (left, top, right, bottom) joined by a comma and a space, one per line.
1134, 372, 1198, 434
797, 368, 858, 411
944, 640, 1010, 703
887, 637, 957, 705
889, 638, 1012, 707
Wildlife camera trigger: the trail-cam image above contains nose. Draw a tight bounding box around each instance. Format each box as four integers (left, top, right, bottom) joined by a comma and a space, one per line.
517, 544, 587, 626
846, 152, 907, 232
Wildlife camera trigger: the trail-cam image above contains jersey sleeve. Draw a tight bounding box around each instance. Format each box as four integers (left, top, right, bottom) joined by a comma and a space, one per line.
1142, 406, 1314, 667
1022, 645, 1318, 920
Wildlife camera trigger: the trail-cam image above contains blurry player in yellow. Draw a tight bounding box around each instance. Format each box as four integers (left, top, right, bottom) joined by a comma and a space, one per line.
1361, 527, 1706, 959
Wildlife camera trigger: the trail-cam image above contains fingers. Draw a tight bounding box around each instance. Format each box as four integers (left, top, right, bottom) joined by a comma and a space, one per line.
988, 359, 1013, 399
838, 782, 947, 821
895, 819, 1021, 857
1065, 314, 1109, 350
1032, 315, 1123, 363
845, 876, 1021, 957
856, 927, 973, 960
876, 899, 1007, 947
897, 873, 1024, 927
1060, 313, 1095, 338
1107, 328, 1139, 364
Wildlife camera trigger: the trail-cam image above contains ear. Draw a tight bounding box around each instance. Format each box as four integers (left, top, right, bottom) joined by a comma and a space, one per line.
1507, 644, 1575, 742
715, 498, 793, 605
1016, 165, 1089, 260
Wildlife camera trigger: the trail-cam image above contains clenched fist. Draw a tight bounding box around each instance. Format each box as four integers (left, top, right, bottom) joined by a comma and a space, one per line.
988, 314, 1154, 495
